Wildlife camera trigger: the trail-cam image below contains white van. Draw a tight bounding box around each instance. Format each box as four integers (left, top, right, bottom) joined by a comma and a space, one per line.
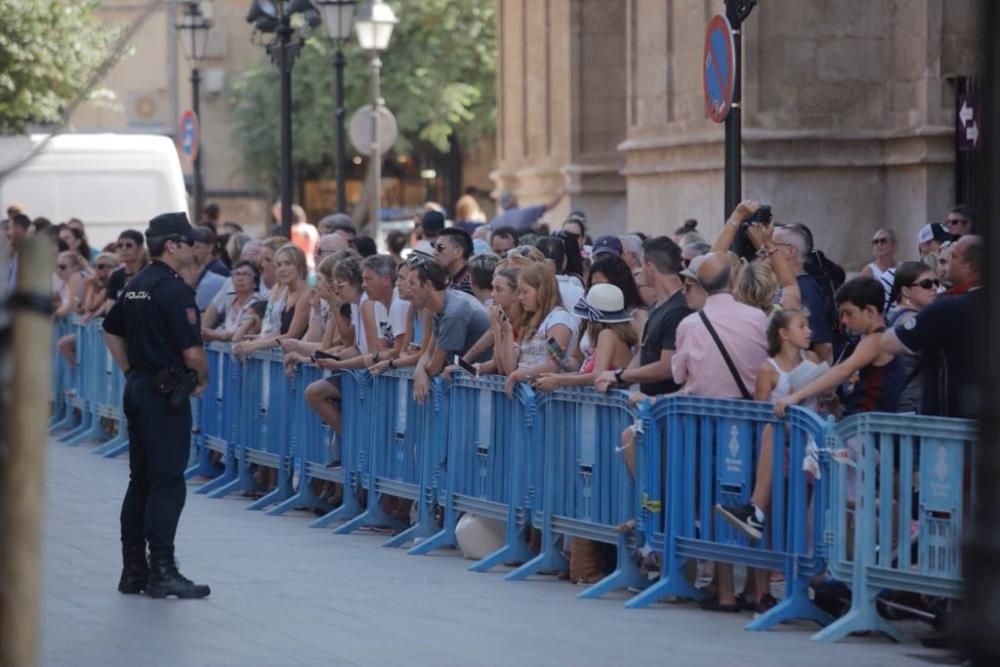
0, 133, 188, 249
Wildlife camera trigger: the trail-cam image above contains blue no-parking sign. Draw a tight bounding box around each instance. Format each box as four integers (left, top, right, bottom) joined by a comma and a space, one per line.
703, 14, 736, 123
178, 110, 200, 163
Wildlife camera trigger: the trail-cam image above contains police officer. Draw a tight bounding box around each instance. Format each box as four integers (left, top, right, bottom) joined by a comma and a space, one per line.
103, 212, 210, 599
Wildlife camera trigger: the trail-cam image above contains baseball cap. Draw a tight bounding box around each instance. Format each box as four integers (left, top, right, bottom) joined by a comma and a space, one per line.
421, 210, 445, 235
146, 212, 195, 241
592, 235, 624, 257
680, 254, 708, 281
190, 226, 217, 244
917, 222, 951, 246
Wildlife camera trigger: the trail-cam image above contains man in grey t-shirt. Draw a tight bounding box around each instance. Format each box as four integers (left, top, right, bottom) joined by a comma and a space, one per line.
407, 259, 490, 401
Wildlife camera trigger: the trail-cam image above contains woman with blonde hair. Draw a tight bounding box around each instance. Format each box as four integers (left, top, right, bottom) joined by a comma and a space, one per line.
53, 251, 90, 321
233, 243, 310, 356
454, 194, 487, 234
501, 261, 575, 395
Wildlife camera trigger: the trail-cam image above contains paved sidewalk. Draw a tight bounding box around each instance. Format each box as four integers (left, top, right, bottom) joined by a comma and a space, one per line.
41, 439, 946, 667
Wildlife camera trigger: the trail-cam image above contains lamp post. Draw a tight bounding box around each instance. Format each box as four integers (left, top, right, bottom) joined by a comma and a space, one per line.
315, 0, 356, 214
177, 1, 212, 223
354, 0, 397, 240
245, 0, 318, 237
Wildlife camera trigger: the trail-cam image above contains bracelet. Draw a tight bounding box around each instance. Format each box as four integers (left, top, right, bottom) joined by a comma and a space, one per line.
388, 359, 395, 369
371, 351, 380, 364
614, 368, 625, 383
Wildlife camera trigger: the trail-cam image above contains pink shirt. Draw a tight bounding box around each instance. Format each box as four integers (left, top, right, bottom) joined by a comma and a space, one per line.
671, 293, 769, 399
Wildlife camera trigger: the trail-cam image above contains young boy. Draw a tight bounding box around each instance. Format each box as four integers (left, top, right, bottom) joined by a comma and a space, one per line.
773, 276, 903, 418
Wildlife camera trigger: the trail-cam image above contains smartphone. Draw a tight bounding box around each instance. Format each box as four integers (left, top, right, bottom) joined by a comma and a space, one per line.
455, 356, 477, 375
547, 336, 565, 361
314, 350, 341, 361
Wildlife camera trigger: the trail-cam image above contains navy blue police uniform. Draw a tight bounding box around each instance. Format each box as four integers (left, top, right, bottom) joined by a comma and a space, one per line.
103, 212, 210, 598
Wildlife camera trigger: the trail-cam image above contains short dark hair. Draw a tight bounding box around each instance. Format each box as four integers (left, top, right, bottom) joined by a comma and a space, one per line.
11, 213, 30, 230
232, 259, 260, 289
535, 236, 566, 271
118, 229, 144, 247
386, 230, 408, 255
641, 236, 682, 276
31, 216, 52, 233
562, 213, 587, 237
836, 276, 886, 314
410, 257, 449, 290
350, 235, 377, 258
438, 227, 473, 260
950, 204, 975, 222
469, 253, 499, 291
588, 254, 643, 311
203, 203, 220, 221
490, 226, 516, 243
891, 261, 931, 304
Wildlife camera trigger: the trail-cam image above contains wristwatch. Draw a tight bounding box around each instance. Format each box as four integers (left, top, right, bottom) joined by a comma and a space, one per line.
388, 359, 395, 369
614, 368, 625, 383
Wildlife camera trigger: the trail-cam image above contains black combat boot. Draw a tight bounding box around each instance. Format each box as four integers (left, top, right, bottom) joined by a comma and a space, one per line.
146, 550, 211, 599
117, 545, 149, 594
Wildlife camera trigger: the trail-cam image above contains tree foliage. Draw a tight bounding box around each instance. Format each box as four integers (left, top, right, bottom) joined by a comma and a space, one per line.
0, 0, 117, 134
228, 0, 496, 193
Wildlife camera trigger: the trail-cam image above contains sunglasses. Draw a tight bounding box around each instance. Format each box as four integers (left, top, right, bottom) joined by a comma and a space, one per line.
96, 264, 113, 270
871, 238, 890, 245
433, 242, 450, 252
946, 218, 966, 226
166, 235, 194, 246
57, 264, 68, 270
506, 247, 534, 258
911, 278, 940, 290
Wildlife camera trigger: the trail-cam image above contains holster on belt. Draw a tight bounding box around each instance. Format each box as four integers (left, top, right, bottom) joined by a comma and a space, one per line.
154, 368, 199, 409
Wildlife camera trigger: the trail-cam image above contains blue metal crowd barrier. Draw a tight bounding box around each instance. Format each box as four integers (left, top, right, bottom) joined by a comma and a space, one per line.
625, 397, 833, 632
812, 413, 977, 642
408, 373, 537, 566
268, 363, 339, 517
507, 387, 646, 597
333, 370, 446, 549
52, 322, 978, 640
51, 316, 128, 455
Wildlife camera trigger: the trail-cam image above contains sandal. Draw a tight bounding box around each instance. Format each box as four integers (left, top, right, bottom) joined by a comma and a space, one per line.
697, 594, 741, 613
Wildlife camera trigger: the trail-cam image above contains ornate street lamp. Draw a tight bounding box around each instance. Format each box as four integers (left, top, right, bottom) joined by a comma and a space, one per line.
177, 1, 213, 223
315, 0, 356, 214
353, 0, 397, 236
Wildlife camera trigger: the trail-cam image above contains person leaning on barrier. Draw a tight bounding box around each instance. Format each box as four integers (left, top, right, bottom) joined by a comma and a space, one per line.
102, 212, 211, 599
408, 258, 491, 402
371, 259, 430, 375
595, 236, 690, 396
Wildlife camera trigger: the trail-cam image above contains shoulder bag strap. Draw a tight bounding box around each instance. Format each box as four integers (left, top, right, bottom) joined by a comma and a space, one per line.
698, 310, 752, 400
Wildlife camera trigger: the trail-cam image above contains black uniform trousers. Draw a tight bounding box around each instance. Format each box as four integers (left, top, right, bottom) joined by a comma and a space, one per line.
120, 372, 191, 557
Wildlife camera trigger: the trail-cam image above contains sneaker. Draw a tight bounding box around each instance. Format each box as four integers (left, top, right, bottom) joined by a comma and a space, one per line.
715, 503, 765, 540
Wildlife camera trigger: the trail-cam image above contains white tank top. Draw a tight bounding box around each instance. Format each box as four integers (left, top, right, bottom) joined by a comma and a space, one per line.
767, 351, 807, 401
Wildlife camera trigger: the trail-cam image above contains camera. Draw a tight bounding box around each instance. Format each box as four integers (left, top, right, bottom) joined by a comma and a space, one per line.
746, 204, 772, 225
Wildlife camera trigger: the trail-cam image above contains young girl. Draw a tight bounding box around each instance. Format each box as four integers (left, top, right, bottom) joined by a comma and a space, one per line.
716, 308, 820, 614
533, 283, 636, 392
502, 262, 575, 396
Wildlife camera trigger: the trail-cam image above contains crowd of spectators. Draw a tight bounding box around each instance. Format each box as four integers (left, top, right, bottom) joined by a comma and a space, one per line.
5, 193, 982, 635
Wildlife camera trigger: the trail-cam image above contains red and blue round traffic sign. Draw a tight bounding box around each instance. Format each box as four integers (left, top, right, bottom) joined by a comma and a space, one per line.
703, 14, 736, 123
178, 110, 200, 163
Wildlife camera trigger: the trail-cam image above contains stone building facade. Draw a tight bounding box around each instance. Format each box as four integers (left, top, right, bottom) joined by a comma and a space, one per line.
494, 0, 980, 268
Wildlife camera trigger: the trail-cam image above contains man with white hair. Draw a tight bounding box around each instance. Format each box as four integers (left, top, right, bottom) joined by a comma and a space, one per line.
619, 234, 643, 272
772, 225, 834, 363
